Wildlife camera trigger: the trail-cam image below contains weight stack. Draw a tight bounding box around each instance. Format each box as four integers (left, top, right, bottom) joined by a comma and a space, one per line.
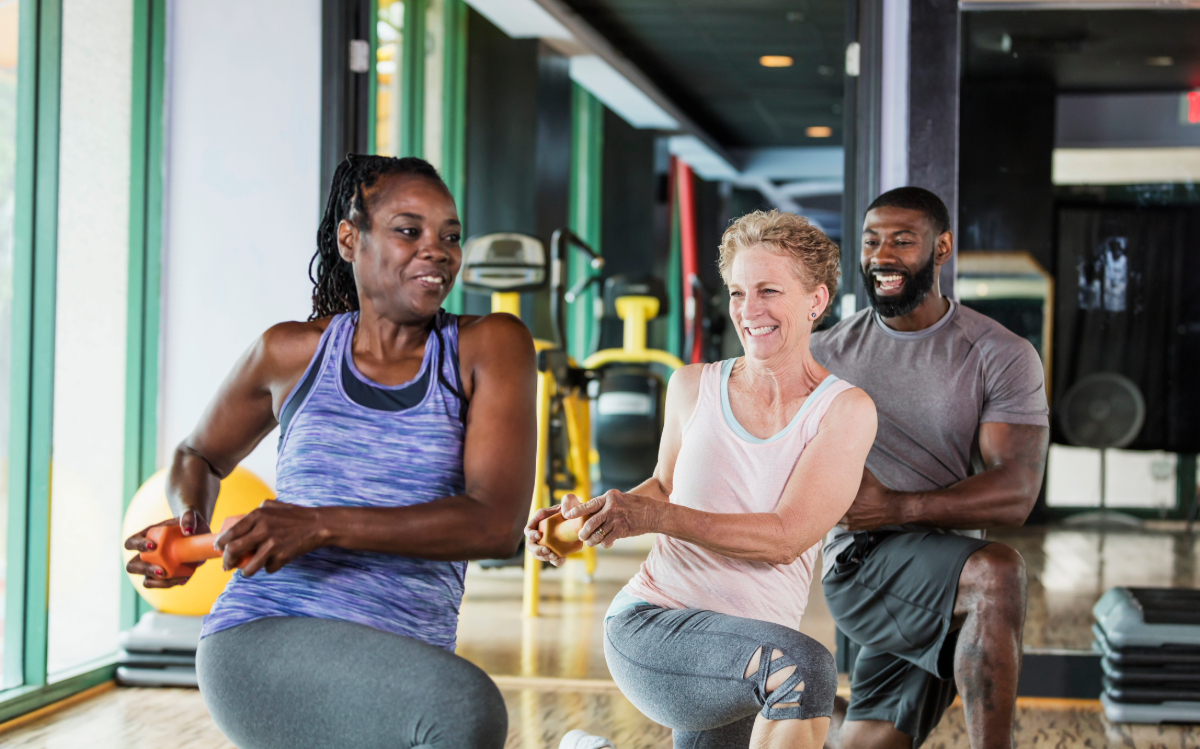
1092, 587, 1200, 723
116, 612, 203, 687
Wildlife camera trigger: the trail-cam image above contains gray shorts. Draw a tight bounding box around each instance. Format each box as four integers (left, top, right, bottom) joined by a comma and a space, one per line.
604, 604, 838, 749
196, 616, 507, 749
823, 531, 991, 748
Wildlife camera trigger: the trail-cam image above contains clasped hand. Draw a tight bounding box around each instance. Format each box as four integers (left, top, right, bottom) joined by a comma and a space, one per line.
123, 500, 329, 587
837, 468, 901, 531
524, 490, 660, 567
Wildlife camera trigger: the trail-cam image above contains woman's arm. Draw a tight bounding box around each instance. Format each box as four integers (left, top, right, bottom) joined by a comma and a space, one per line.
574, 386, 877, 566
125, 320, 327, 586
523, 364, 704, 565
217, 313, 537, 575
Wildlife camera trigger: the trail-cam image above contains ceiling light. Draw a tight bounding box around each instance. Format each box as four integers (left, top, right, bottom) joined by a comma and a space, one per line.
1147, 56, 1174, 67
760, 55, 794, 68
806, 126, 833, 138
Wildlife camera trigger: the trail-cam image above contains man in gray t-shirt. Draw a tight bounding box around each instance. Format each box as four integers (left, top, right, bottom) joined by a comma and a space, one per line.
811, 187, 1048, 749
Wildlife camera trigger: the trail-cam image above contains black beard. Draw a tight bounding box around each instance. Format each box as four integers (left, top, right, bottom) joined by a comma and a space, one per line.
861, 252, 937, 318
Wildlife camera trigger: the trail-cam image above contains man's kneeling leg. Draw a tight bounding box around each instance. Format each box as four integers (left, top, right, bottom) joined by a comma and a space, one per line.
951, 543, 1027, 749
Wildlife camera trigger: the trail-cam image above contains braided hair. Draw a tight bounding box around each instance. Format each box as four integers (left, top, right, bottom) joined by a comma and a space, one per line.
309, 154, 449, 320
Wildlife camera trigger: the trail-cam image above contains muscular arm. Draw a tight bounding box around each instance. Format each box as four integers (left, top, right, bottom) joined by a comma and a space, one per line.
168, 320, 326, 528
135, 313, 535, 585
648, 388, 876, 564
310, 314, 536, 560
841, 422, 1048, 532
562, 371, 878, 567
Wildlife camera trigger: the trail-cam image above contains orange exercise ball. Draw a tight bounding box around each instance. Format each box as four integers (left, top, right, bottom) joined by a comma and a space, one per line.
121, 466, 274, 616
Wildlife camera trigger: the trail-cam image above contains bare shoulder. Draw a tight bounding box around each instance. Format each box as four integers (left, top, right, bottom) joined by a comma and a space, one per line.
257, 317, 332, 377
457, 312, 535, 361
667, 363, 705, 398
663, 363, 706, 423
822, 386, 878, 434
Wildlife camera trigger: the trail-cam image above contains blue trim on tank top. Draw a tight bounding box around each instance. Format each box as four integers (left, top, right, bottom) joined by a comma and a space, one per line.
335, 314, 439, 414
277, 320, 339, 425
719, 358, 839, 444
342, 311, 434, 392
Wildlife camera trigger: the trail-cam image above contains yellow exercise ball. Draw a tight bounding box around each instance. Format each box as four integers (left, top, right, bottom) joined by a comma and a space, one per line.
121, 466, 275, 616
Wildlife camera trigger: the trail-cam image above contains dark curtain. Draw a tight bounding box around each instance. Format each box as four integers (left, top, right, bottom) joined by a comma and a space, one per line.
1054, 205, 1200, 452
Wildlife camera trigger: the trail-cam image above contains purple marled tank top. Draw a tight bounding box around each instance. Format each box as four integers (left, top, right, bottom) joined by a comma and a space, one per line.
201, 311, 468, 650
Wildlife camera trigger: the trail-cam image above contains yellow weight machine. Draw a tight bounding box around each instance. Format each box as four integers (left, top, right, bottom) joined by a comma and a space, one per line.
460, 230, 604, 617
581, 275, 684, 497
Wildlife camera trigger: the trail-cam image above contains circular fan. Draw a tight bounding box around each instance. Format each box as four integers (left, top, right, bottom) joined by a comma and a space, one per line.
1059, 372, 1146, 530
1060, 373, 1145, 450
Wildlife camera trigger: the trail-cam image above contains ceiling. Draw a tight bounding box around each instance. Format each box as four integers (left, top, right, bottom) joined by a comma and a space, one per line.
561, 0, 846, 148
964, 9, 1200, 91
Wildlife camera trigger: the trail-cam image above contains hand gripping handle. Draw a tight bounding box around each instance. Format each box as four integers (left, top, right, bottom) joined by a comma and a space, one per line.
537, 512, 586, 558
138, 515, 245, 579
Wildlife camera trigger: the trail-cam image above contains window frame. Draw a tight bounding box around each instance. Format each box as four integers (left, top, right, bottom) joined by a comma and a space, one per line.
369, 0, 467, 313
0, 0, 165, 722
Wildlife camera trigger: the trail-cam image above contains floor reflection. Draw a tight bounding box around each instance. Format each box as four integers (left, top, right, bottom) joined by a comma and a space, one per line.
993, 522, 1198, 651
458, 523, 1200, 678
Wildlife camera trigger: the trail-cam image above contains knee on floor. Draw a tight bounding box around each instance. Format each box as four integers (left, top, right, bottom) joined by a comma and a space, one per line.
961, 543, 1026, 602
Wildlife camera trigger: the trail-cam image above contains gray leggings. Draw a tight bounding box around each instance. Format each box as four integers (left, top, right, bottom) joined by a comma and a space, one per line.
196, 616, 507, 749
604, 605, 837, 749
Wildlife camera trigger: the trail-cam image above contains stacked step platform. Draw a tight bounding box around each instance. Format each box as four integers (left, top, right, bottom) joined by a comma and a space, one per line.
1093, 587, 1200, 723
116, 612, 203, 687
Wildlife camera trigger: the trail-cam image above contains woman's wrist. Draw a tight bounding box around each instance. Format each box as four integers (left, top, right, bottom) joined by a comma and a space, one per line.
312, 506, 339, 548
644, 496, 673, 536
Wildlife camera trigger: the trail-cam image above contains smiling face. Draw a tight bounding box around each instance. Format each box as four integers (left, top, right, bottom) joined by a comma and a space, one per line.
337, 173, 462, 321
727, 245, 828, 362
859, 205, 950, 319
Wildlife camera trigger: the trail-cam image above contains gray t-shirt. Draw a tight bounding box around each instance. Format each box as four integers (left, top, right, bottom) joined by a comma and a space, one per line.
811, 300, 1048, 570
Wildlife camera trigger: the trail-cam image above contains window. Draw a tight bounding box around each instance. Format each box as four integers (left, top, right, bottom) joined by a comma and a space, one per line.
44, 0, 133, 678
376, 0, 403, 157
0, 0, 18, 691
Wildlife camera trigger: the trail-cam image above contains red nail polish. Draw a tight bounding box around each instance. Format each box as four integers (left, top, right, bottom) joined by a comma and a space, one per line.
145, 541, 156, 550
182, 526, 193, 534
154, 569, 164, 576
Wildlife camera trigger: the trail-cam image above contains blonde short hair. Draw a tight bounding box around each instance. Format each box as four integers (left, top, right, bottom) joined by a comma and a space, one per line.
717, 210, 841, 325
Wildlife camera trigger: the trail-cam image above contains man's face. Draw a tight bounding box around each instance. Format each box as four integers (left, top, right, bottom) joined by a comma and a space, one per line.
860, 206, 941, 318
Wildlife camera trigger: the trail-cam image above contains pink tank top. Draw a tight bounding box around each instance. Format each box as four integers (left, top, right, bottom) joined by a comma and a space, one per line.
625, 359, 854, 630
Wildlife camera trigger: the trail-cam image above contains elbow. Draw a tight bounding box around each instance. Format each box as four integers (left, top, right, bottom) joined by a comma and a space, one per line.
477, 522, 524, 561
1002, 491, 1039, 528
768, 545, 806, 566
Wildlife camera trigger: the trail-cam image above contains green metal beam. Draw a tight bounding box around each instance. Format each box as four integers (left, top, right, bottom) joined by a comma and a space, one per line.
3, 0, 63, 692
367, 0, 378, 155
398, 0, 425, 158
4, 0, 46, 692
665, 178, 683, 359
567, 85, 603, 363
0, 663, 115, 723
122, 0, 166, 629
441, 0, 467, 314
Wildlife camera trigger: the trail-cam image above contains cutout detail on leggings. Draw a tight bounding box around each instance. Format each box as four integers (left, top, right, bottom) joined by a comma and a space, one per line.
750, 645, 807, 721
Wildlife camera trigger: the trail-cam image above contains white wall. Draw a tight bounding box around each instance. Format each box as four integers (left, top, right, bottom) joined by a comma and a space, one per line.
162, 0, 323, 488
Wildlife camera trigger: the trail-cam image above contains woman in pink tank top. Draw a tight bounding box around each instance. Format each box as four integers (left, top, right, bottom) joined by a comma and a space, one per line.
528, 211, 877, 749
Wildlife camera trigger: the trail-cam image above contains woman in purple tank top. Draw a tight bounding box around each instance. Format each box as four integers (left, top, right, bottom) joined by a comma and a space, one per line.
123, 156, 536, 749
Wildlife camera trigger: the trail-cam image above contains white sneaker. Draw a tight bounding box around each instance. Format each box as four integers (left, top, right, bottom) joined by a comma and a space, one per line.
558, 728, 615, 749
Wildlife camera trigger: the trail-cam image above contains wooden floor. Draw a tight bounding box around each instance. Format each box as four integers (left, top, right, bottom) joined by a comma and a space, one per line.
4, 683, 1199, 749
2, 523, 1198, 747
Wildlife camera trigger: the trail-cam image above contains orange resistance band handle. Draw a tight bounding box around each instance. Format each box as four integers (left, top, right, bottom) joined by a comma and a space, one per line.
537, 512, 586, 558
139, 515, 246, 579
